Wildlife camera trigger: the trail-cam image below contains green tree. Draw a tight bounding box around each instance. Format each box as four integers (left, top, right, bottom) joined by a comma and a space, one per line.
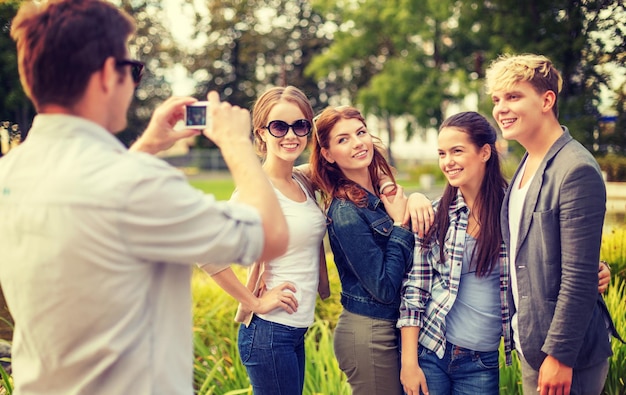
453, 0, 625, 151
0, 1, 184, 148
116, 0, 184, 146
307, 0, 463, 162
306, 0, 626, 160
0, 0, 35, 144
606, 82, 626, 153
183, 0, 336, 119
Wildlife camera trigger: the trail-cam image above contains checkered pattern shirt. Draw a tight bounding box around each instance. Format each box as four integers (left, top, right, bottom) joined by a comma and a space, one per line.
397, 190, 513, 365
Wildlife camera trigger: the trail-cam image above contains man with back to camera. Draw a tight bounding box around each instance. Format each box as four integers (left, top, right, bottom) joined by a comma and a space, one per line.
486, 53, 622, 395
0, 0, 289, 394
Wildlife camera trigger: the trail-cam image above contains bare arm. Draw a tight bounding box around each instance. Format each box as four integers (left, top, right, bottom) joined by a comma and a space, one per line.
208, 267, 298, 314
379, 177, 434, 237
294, 163, 311, 178
400, 326, 429, 395
405, 192, 435, 237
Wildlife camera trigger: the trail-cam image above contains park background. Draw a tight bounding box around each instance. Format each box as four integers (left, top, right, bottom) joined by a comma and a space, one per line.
1, 0, 625, 394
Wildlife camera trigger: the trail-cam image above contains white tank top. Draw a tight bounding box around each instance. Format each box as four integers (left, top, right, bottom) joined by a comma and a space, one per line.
257, 179, 326, 328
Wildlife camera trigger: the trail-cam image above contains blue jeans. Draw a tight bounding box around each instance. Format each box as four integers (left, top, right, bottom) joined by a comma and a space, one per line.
237, 315, 308, 395
417, 343, 499, 395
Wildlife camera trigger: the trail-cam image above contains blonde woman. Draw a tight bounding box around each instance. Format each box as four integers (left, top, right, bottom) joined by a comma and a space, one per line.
203, 86, 329, 395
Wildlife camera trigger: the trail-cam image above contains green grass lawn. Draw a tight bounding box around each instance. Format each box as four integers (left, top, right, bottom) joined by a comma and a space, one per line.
188, 173, 427, 198
189, 178, 236, 200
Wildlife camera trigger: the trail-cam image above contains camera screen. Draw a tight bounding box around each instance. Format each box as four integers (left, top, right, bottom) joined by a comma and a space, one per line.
186, 106, 207, 126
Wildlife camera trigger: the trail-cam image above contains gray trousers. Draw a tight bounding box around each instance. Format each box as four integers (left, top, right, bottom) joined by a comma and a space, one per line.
519, 352, 609, 395
333, 309, 402, 395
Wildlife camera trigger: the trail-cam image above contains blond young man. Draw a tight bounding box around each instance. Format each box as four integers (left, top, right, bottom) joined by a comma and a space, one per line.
486, 53, 621, 395
0, 1, 288, 393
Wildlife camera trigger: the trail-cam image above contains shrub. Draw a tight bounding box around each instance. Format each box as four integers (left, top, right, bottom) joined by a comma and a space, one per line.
403, 162, 446, 186
603, 276, 626, 395
314, 252, 343, 330
192, 268, 252, 394
602, 227, 626, 279
499, 349, 522, 395
597, 155, 626, 182
191, 261, 351, 395
303, 320, 350, 395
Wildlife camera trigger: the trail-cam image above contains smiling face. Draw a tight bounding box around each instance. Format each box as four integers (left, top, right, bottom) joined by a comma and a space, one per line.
438, 126, 490, 195
491, 81, 554, 146
259, 101, 308, 165
321, 117, 374, 179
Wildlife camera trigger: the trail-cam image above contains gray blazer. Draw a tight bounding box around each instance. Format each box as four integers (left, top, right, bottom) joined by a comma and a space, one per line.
501, 127, 618, 371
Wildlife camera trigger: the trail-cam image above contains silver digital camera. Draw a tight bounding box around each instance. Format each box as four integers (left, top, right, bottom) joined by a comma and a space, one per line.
184, 101, 210, 129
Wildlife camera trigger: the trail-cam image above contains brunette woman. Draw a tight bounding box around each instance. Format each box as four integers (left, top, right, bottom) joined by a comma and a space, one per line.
309, 106, 413, 395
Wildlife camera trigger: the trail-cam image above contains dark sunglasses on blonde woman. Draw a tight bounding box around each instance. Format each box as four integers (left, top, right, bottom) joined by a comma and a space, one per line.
265, 119, 312, 138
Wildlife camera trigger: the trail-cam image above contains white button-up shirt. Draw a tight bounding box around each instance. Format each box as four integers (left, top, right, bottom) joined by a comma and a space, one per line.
0, 114, 263, 394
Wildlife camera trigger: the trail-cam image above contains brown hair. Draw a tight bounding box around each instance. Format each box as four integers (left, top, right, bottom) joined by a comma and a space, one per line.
310, 106, 396, 209
485, 53, 563, 118
10, 0, 135, 111
425, 111, 507, 277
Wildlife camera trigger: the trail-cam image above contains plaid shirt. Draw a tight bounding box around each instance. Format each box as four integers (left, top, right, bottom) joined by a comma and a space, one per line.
398, 190, 513, 365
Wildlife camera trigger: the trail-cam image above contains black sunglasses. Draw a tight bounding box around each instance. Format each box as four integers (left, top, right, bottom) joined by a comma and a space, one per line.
116, 59, 145, 85
265, 119, 312, 138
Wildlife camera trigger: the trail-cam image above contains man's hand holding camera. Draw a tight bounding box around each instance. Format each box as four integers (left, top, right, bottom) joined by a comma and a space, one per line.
203, 91, 252, 151
131, 91, 252, 157
130, 96, 200, 154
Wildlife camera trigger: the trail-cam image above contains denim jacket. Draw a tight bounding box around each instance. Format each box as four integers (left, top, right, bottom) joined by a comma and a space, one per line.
327, 189, 414, 321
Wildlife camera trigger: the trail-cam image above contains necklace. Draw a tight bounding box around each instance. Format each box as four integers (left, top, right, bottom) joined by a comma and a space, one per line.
467, 211, 480, 237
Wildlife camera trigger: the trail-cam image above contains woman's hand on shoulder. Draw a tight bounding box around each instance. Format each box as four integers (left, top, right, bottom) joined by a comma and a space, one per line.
405, 193, 434, 237
380, 185, 409, 225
